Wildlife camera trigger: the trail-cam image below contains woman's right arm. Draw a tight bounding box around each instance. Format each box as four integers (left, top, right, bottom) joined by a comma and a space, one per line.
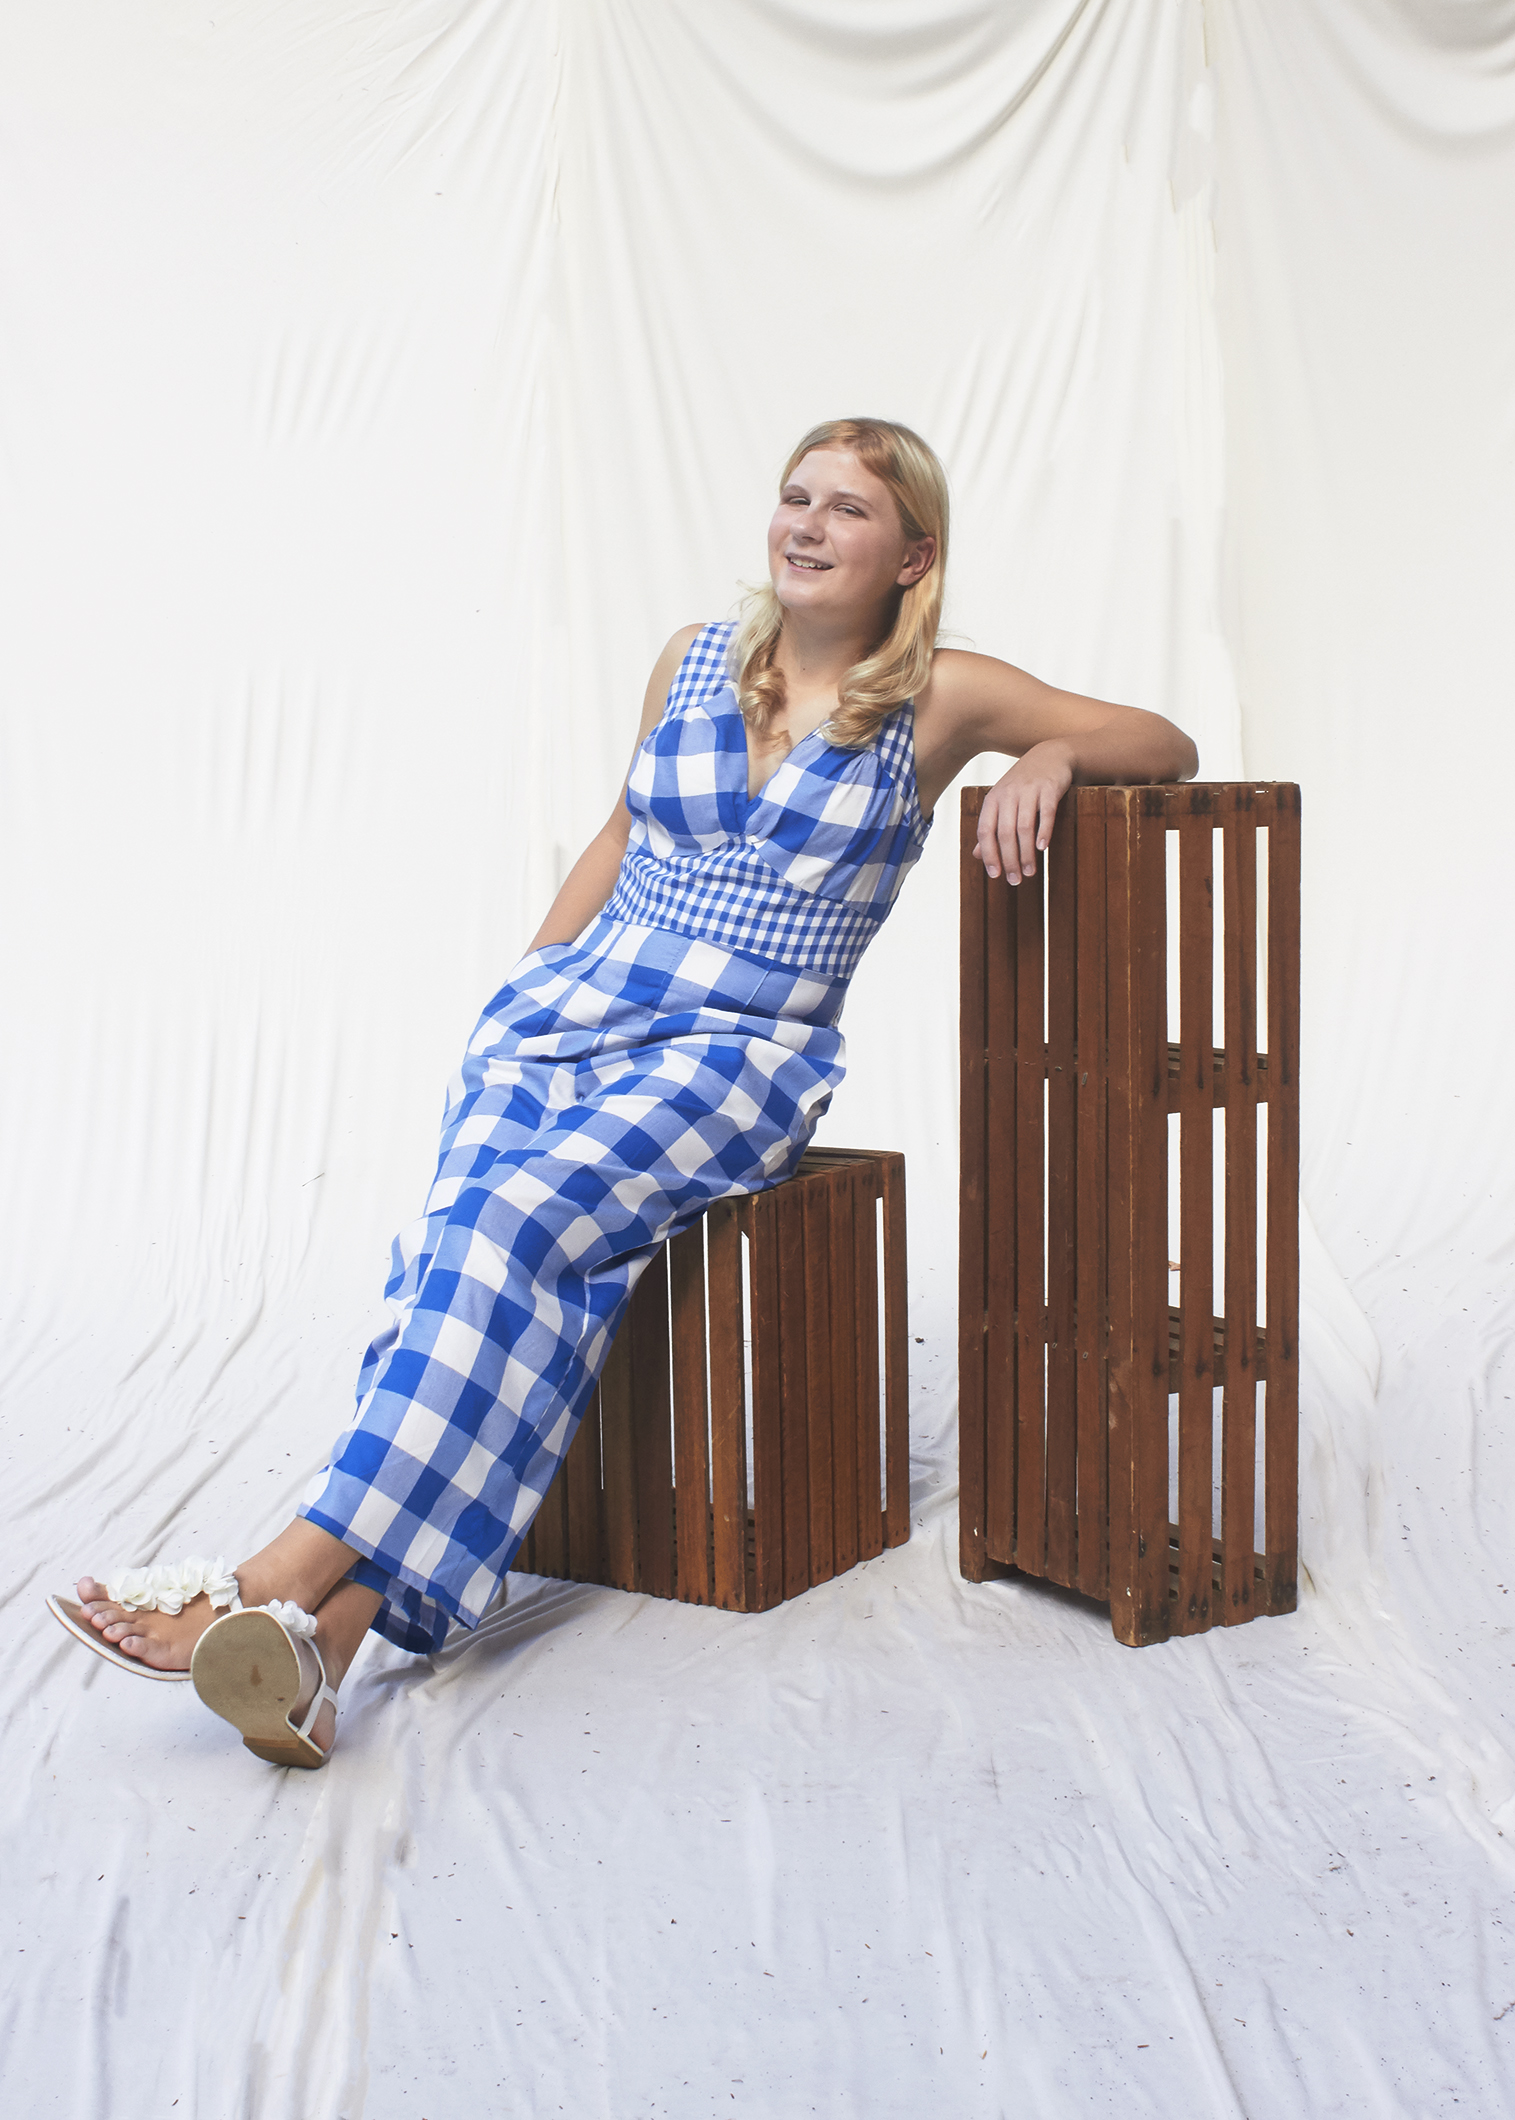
525, 625, 702, 950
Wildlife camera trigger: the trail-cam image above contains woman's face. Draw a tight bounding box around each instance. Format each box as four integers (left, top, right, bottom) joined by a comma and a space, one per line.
766, 448, 934, 626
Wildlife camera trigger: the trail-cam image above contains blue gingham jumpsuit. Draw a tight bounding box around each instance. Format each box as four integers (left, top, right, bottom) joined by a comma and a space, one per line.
301, 622, 931, 1651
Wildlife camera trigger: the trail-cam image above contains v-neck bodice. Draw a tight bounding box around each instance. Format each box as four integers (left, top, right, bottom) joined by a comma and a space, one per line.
602, 620, 931, 983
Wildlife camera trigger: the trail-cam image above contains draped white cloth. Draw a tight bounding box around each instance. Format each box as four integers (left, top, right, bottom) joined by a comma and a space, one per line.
4, 4, 1514, 2112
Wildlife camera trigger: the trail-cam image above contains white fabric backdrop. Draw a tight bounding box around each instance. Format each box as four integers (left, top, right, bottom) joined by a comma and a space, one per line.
3, 3, 1513, 2113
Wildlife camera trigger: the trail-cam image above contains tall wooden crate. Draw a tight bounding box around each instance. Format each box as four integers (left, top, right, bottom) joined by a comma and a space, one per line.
514, 1147, 910, 1610
958, 783, 1300, 1645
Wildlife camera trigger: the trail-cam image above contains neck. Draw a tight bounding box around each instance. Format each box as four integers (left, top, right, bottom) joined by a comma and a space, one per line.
771, 601, 892, 693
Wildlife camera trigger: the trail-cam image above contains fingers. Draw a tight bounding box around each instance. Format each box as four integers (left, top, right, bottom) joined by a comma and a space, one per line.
979, 788, 1059, 884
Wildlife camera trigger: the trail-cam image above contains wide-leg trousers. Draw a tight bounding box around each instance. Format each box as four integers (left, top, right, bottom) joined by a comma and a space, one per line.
300, 916, 845, 1653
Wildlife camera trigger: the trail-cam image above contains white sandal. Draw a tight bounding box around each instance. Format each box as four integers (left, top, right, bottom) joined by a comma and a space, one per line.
46, 1556, 243, 1684
190, 1603, 338, 1769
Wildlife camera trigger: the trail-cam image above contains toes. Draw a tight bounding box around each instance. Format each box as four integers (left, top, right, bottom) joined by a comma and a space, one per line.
77, 1577, 107, 1603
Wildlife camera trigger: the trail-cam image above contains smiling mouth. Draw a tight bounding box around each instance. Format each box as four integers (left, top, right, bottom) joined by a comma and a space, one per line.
786, 555, 831, 571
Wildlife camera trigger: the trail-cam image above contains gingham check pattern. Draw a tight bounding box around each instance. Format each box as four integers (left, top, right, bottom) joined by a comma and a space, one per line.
300, 623, 928, 1653
605, 620, 931, 979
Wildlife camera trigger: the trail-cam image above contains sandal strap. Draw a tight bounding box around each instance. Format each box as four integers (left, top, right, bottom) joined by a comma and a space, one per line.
291, 1636, 337, 1744
104, 1556, 241, 1616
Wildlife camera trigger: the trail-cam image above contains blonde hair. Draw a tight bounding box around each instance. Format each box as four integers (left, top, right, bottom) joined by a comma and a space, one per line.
734, 417, 949, 751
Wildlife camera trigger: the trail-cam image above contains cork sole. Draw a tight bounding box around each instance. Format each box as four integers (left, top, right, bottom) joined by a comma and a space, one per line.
190, 1609, 328, 1768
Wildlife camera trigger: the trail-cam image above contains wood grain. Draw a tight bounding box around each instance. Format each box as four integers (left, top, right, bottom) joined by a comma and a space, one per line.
1044, 803, 1079, 1587
706, 1199, 749, 1612
1176, 793, 1215, 1634
669, 1222, 712, 1606
829, 1168, 861, 1578
882, 1153, 910, 1551
1013, 866, 1046, 1575
958, 789, 990, 1581
565, 1388, 603, 1583
857, 1163, 885, 1563
1265, 786, 1302, 1615
748, 1191, 785, 1611
1074, 789, 1110, 1599
631, 1249, 674, 1598
1222, 793, 1259, 1622
983, 803, 1017, 1566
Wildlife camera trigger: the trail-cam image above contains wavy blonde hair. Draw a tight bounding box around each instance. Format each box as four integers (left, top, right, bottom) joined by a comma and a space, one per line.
734, 417, 949, 751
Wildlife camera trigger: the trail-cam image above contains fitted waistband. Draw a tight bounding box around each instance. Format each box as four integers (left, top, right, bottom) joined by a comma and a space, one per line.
603, 843, 883, 985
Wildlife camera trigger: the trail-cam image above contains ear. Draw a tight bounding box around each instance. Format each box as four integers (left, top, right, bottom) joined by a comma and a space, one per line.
896, 536, 936, 589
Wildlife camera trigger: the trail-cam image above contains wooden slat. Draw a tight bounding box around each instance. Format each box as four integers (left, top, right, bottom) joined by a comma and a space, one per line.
776, 1180, 812, 1596
958, 790, 990, 1581
1105, 790, 1171, 1644
1104, 791, 1139, 1636
669, 1223, 712, 1606
531, 1439, 569, 1580
1131, 791, 1173, 1640
747, 1193, 785, 1610
881, 1152, 910, 1549
1264, 786, 1302, 1615
1044, 802, 1079, 1586
1166, 1045, 1270, 1110
829, 1168, 861, 1578
983, 803, 1017, 1565
803, 1177, 836, 1586
1175, 793, 1216, 1633
631, 1249, 674, 1598
1074, 788, 1109, 1600
599, 1324, 637, 1591
1221, 794, 1259, 1621
565, 1389, 603, 1583
856, 1161, 884, 1562
706, 1199, 749, 1612
1013, 866, 1046, 1573
1168, 1309, 1267, 1389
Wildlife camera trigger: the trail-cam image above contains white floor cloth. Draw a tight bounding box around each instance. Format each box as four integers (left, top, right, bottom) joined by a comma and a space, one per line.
4, 3, 1515, 2113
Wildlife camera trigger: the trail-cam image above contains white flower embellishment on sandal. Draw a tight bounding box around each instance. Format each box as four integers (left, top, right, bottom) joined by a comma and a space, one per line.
102, 1556, 241, 1616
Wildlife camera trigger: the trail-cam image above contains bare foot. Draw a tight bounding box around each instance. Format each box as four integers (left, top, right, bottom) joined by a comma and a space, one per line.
70, 1522, 364, 1679
73, 1577, 228, 1673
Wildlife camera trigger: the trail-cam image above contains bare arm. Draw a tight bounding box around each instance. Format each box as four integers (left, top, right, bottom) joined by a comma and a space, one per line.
914, 649, 1199, 885
526, 624, 703, 949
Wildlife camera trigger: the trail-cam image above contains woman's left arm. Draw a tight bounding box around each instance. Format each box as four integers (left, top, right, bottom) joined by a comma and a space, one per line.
916, 650, 1199, 885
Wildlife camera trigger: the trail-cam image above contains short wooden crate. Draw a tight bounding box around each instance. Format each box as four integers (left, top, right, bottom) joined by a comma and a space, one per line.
513, 1147, 910, 1609
959, 783, 1301, 1646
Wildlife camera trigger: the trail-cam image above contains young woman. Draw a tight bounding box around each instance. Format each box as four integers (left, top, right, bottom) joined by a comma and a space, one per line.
49, 418, 1197, 1766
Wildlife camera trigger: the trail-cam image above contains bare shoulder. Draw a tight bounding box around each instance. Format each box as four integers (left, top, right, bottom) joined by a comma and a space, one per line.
917, 647, 1035, 720
662, 620, 705, 663
913, 648, 1040, 766
636, 622, 709, 740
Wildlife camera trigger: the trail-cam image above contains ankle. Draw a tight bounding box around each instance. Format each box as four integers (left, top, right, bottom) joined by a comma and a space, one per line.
232, 1562, 321, 1617
313, 1623, 351, 1692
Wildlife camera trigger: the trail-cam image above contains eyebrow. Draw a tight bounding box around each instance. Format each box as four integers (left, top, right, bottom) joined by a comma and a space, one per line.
782, 483, 873, 507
